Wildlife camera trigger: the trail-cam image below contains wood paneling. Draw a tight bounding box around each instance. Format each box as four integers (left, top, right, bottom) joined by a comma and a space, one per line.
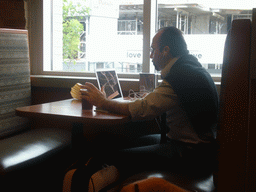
31, 86, 73, 105
0, 0, 25, 29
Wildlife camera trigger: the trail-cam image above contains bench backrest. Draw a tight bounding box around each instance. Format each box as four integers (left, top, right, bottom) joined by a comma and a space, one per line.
214, 16, 256, 191
0, 29, 31, 138
245, 8, 256, 192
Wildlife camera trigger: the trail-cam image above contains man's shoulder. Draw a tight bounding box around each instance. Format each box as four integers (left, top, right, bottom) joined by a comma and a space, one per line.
167, 54, 211, 82
164, 54, 216, 95
174, 54, 202, 70
176, 54, 200, 64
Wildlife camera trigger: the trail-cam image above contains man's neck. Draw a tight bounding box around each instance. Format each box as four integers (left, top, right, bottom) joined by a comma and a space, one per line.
161, 57, 179, 78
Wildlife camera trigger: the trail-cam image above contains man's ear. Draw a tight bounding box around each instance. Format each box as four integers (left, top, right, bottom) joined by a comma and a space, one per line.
163, 46, 170, 56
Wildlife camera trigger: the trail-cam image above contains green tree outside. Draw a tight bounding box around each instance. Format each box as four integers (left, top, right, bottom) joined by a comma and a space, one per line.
63, 0, 90, 67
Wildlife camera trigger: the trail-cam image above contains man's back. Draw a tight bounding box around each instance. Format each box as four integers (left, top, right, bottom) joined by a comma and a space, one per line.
165, 54, 219, 141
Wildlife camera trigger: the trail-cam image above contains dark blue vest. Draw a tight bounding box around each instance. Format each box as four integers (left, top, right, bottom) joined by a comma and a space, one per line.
164, 54, 219, 141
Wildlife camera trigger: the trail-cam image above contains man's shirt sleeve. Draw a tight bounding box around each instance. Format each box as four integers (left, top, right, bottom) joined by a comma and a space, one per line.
128, 80, 179, 121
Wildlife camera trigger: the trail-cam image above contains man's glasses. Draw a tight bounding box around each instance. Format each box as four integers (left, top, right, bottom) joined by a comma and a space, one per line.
150, 47, 155, 54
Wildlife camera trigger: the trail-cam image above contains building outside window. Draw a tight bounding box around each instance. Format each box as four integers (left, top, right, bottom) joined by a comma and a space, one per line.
42, 0, 255, 77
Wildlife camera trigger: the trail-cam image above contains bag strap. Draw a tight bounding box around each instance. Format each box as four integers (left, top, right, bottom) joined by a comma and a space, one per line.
70, 157, 102, 192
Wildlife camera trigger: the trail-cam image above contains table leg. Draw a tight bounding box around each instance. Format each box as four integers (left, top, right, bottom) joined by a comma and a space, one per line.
72, 122, 84, 159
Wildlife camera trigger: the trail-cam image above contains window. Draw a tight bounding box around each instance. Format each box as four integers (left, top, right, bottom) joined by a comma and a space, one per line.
30, 0, 255, 78
43, 0, 145, 76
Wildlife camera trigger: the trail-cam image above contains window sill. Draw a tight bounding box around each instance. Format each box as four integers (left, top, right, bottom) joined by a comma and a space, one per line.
31, 75, 221, 94
30, 75, 140, 92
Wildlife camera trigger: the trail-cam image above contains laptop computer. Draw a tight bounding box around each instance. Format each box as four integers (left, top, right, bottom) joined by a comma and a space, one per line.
95, 69, 125, 101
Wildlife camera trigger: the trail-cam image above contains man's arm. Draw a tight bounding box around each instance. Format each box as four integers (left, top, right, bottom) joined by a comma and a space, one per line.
80, 82, 131, 116
100, 99, 131, 116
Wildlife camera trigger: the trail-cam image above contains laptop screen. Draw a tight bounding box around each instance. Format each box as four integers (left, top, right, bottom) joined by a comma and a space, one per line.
95, 69, 123, 100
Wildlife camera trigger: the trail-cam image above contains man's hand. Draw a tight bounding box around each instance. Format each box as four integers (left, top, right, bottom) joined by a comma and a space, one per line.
80, 82, 107, 108
80, 82, 131, 116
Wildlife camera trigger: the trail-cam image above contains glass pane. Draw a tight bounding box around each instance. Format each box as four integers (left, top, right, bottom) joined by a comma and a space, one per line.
44, 0, 144, 73
157, 0, 255, 75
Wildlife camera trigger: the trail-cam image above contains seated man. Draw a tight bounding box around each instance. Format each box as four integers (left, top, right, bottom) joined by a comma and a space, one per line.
81, 27, 219, 175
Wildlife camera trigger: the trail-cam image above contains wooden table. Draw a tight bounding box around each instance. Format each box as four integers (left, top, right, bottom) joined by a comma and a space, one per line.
16, 98, 130, 126
16, 98, 131, 157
